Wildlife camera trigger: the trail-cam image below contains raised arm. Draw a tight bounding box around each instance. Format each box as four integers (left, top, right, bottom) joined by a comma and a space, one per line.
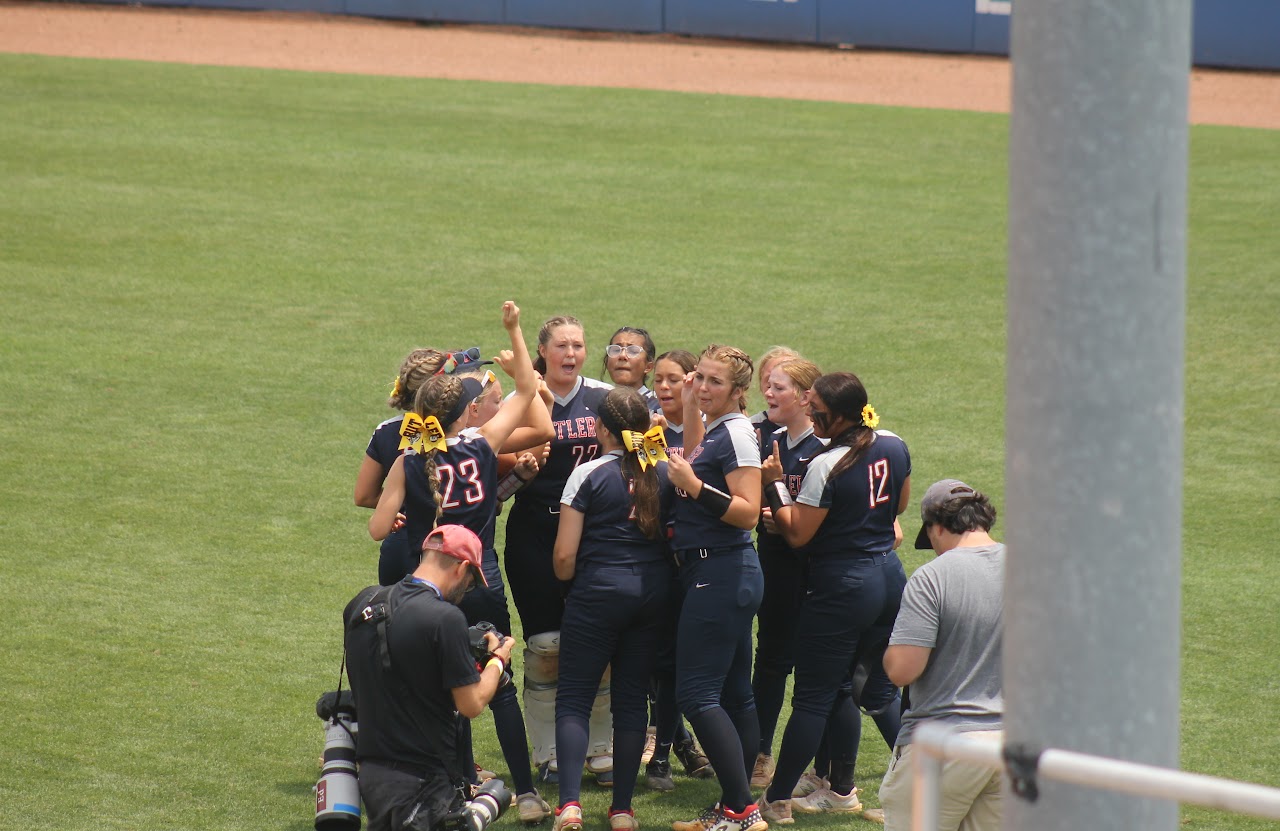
479, 301, 541, 452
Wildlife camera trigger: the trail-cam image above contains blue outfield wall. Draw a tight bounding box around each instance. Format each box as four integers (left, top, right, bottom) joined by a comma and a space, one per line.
112, 0, 1279, 71
817, 0, 975, 53
505, 0, 663, 32
345, 0, 503, 23
666, 0, 817, 44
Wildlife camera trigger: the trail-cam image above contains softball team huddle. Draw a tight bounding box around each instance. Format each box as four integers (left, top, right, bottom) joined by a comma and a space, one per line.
355, 303, 910, 831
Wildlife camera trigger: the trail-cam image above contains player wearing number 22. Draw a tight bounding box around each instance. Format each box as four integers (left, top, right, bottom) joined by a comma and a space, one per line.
760, 372, 911, 822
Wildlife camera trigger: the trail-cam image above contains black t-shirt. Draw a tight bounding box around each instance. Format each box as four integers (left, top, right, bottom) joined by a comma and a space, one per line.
344, 578, 481, 774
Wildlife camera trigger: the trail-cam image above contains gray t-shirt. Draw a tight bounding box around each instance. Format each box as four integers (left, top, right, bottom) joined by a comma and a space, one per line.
892, 542, 1005, 745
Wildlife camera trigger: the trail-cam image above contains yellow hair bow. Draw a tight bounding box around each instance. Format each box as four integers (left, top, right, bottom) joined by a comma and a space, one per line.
390, 376, 403, 398
861, 404, 880, 430
399, 413, 448, 455
621, 426, 669, 470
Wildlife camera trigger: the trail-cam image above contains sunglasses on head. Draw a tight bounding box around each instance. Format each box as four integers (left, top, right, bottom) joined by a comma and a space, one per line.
607, 344, 647, 359
437, 347, 485, 375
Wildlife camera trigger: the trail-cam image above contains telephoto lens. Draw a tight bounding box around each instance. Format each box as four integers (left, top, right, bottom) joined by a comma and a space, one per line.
465, 778, 512, 831
314, 692, 361, 831
439, 778, 513, 831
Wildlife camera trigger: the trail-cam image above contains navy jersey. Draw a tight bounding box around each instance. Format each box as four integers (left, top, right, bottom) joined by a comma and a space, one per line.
516, 377, 612, 507
671, 412, 761, 550
796, 430, 912, 557
663, 422, 686, 459
403, 432, 500, 553
750, 410, 781, 449
561, 450, 673, 568
756, 425, 827, 541
366, 415, 405, 475
637, 385, 662, 414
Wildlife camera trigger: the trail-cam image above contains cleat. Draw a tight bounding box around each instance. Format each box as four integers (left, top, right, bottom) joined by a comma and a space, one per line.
708, 804, 768, 831
750, 753, 775, 789
610, 809, 639, 831
759, 796, 793, 826
642, 728, 658, 765
791, 786, 862, 814
517, 790, 553, 824
672, 804, 721, 831
645, 758, 675, 792
790, 771, 828, 799
553, 803, 583, 831
673, 738, 714, 779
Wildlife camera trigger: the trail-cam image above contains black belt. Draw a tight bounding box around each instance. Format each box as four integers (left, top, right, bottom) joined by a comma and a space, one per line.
673, 544, 750, 565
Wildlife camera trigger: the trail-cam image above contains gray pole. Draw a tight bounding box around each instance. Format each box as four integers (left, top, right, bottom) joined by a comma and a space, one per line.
1004, 0, 1190, 827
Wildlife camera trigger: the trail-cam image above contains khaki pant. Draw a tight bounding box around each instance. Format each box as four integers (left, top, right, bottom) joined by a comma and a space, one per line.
879, 730, 1003, 831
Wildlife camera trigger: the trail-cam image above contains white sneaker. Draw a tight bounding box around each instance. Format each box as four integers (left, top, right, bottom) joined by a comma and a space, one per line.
759, 796, 793, 826
517, 791, 553, 824
791, 786, 862, 814
790, 771, 828, 799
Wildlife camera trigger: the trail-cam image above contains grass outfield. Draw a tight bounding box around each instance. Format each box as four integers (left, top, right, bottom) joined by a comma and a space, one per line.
1, 52, 1277, 831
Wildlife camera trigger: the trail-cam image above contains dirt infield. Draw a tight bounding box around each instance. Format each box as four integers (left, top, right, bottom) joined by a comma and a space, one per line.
1, 0, 1277, 129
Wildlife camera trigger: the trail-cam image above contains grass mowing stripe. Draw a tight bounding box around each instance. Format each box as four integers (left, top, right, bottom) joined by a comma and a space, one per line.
1, 52, 1276, 831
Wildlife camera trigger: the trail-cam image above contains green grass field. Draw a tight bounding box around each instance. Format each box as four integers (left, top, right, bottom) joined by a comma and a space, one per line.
1, 52, 1276, 831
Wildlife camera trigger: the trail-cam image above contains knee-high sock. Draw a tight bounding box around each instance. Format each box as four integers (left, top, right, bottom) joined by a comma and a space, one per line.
491, 686, 535, 794
555, 716, 589, 807
688, 707, 753, 812
610, 728, 646, 812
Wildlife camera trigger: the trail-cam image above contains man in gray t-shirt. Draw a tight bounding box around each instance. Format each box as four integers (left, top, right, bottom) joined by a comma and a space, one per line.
875, 479, 1004, 831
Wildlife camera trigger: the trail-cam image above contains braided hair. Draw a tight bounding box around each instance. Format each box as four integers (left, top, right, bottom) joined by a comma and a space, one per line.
409, 375, 467, 526
389, 348, 446, 411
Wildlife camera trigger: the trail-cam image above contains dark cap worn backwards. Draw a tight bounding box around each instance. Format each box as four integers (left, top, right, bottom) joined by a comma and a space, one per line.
914, 478, 977, 549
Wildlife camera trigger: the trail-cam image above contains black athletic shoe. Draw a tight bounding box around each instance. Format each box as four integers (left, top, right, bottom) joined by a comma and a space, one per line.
645, 758, 675, 791
673, 738, 714, 779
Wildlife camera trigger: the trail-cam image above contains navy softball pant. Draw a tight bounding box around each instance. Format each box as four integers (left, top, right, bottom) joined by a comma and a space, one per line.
765, 550, 907, 803
675, 545, 764, 812
752, 534, 807, 752
502, 499, 567, 639
556, 562, 673, 807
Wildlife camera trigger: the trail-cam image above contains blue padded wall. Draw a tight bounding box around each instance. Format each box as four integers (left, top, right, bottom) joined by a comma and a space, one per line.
504, 0, 663, 32
971, 9, 1009, 55
665, 0, 818, 44
818, 0, 975, 51
1193, 0, 1280, 69
345, 0, 502, 21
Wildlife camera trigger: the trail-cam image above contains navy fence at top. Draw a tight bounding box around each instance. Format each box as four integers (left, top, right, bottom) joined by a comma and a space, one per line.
90, 0, 1280, 71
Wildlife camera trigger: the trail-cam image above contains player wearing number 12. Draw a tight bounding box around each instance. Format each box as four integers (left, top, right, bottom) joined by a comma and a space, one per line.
759, 372, 911, 823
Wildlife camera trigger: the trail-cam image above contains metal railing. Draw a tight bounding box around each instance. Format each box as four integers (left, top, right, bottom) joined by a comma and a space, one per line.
909, 722, 1280, 830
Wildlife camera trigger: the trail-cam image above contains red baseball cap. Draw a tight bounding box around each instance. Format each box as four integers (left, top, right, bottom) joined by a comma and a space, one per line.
423, 525, 488, 586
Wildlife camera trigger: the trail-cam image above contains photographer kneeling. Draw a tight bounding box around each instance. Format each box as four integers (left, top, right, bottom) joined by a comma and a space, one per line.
345, 525, 516, 831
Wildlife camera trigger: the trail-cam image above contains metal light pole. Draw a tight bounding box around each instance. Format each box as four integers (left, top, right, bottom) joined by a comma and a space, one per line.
1004, 0, 1192, 827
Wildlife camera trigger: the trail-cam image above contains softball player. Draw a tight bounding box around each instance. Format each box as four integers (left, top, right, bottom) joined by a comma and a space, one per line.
748, 346, 801, 448
750, 357, 824, 789
356, 347, 446, 585
368, 302, 556, 822
644, 348, 714, 789
505, 315, 613, 783
758, 372, 910, 823
602, 326, 660, 412
665, 345, 767, 831
550, 387, 675, 831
